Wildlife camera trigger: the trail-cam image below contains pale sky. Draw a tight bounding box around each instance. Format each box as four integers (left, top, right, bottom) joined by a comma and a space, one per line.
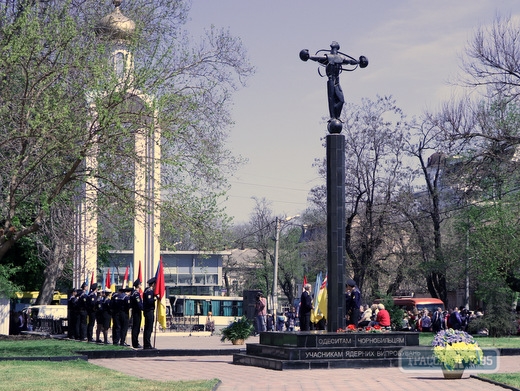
186, 0, 520, 224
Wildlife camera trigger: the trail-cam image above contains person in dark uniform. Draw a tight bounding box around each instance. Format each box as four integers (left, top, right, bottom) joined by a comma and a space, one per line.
345, 279, 361, 327
86, 283, 98, 342
111, 288, 123, 345
98, 289, 112, 344
95, 289, 107, 343
130, 279, 143, 348
298, 283, 313, 331
73, 288, 83, 340
118, 287, 132, 346
67, 289, 77, 339
77, 283, 88, 341
143, 277, 157, 349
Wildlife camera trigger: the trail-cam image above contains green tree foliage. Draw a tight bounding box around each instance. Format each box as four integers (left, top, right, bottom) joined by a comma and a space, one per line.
0, 263, 21, 297
0, 0, 253, 296
3, 236, 44, 291
466, 201, 520, 290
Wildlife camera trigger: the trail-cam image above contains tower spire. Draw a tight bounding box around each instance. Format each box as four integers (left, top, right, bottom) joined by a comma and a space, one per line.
96, 0, 136, 42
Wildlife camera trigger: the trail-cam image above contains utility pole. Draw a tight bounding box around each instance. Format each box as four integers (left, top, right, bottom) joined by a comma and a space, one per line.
272, 215, 299, 319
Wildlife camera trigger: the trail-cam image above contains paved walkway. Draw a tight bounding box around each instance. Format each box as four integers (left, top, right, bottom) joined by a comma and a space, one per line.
89, 332, 520, 391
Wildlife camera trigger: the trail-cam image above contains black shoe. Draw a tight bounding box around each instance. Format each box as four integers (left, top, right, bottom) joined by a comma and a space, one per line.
95, 339, 103, 344
143, 346, 154, 350
133, 344, 143, 349
120, 342, 130, 347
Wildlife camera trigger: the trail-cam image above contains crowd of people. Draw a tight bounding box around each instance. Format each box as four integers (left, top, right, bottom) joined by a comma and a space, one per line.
400, 306, 485, 333
250, 278, 500, 335
252, 280, 395, 333
66, 277, 158, 349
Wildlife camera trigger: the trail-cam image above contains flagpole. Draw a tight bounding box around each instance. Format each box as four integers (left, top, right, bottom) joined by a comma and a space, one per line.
153, 298, 158, 348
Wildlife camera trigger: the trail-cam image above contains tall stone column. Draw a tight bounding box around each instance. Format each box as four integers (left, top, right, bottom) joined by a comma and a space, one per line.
133, 117, 161, 282
326, 133, 345, 332
74, 141, 99, 288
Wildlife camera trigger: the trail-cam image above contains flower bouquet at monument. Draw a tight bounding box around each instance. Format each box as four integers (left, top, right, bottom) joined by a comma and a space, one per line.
365, 324, 383, 333
431, 328, 483, 372
336, 324, 357, 333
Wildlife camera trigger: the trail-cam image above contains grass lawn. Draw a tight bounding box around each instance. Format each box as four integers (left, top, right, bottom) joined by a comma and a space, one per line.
0, 360, 218, 391
0, 336, 216, 390
419, 333, 520, 348
478, 373, 520, 388
1, 334, 519, 390
0, 337, 127, 357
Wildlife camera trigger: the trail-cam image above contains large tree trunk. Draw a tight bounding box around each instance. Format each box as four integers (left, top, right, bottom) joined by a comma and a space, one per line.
36, 245, 69, 305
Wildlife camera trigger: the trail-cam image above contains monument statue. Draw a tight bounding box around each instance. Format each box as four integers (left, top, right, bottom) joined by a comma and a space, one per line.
300, 41, 368, 133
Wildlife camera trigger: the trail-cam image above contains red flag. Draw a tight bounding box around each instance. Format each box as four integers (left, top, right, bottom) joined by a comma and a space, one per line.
321, 274, 328, 289
303, 275, 308, 286
90, 271, 95, 288
105, 269, 111, 290
122, 266, 129, 289
154, 258, 167, 329
138, 261, 143, 298
154, 258, 165, 299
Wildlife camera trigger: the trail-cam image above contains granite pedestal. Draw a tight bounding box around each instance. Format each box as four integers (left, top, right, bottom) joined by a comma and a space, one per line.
233, 331, 419, 370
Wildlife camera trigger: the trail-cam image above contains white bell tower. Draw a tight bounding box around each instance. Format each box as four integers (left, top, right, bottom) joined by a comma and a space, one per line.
74, 0, 161, 288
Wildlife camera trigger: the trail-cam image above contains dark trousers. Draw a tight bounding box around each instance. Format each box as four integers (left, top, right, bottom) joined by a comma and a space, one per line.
78, 310, 87, 340
119, 311, 129, 345
348, 308, 360, 327
112, 311, 121, 345
131, 310, 142, 348
143, 310, 154, 349
87, 311, 96, 341
67, 310, 75, 338
300, 312, 311, 331
74, 312, 81, 339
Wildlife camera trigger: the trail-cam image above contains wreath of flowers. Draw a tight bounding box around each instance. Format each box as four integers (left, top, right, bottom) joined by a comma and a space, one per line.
431, 328, 483, 370
336, 324, 385, 333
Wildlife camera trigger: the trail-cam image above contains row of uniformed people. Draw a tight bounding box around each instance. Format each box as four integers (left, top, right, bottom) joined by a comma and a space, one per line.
67, 277, 157, 349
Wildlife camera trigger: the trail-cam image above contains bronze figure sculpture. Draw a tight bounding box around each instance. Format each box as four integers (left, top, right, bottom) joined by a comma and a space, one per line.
300, 41, 368, 133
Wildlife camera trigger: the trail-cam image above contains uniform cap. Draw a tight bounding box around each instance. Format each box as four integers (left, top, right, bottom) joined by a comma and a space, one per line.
147, 277, 156, 285
133, 279, 141, 287
346, 278, 356, 287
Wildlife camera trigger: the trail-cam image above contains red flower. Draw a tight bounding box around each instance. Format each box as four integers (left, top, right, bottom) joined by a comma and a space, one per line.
373, 325, 382, 330
347, 324, 357, 330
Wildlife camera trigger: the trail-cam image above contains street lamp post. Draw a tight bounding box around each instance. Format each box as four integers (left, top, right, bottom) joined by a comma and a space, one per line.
272, 215, 299, 319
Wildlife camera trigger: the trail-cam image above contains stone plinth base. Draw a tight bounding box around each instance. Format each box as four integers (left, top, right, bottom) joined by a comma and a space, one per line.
233, 331, 419, 371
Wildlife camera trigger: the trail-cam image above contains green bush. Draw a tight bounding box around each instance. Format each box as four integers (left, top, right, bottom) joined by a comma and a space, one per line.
220, 316, 254, 342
